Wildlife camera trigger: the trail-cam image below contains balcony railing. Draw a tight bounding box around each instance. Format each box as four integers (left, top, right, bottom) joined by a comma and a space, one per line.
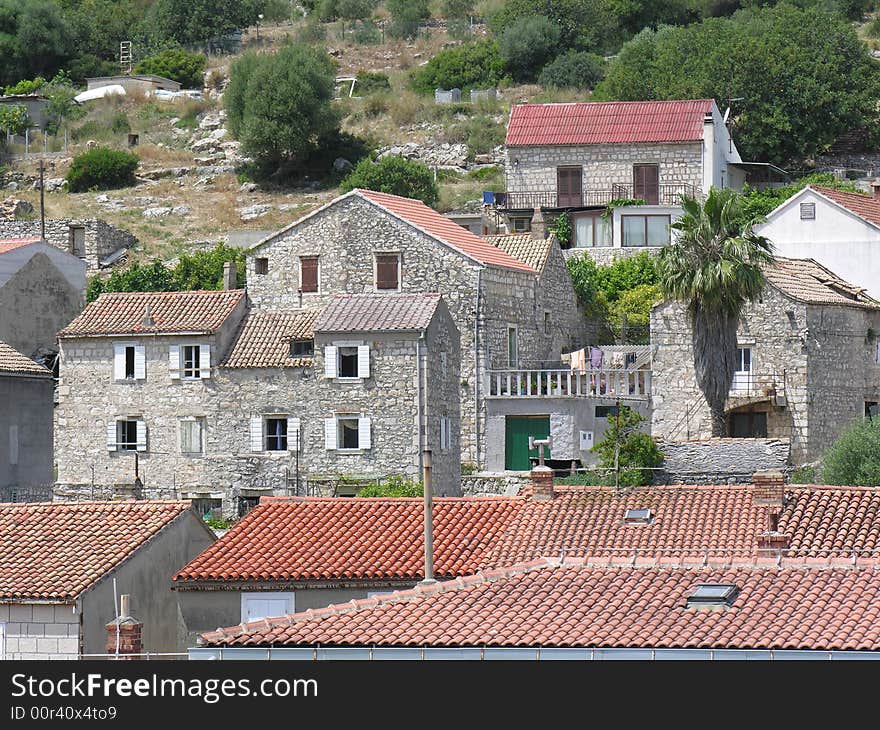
728, 372, 785, 401
487, 368, 652, 399
491, 184, 699, 210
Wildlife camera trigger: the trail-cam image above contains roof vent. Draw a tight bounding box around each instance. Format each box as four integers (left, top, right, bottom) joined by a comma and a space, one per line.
686, 583, 739, 609
623, 508, 653, 525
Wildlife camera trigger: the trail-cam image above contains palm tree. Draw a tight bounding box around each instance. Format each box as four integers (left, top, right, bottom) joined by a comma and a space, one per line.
657, 188, 773, 437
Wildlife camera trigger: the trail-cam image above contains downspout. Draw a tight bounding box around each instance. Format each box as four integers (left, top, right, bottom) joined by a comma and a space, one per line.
416, 333, 424, 475
474, 267, 483, 468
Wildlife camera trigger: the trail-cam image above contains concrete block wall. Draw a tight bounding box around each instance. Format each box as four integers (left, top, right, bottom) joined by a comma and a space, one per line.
1, 603, 80, 660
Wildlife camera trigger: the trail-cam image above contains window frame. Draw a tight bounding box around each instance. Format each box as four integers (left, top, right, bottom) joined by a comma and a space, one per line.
264, 416, 289, 452
337, 346, 359, 379
254, 257, 269, 275
799, 202, 816, 220
117, 419, 139, 451
179, 417, 205, 455
573, 211, 612, 248
290, 339, 314, 358
509, 216, 532, 233
621, 214, 671, 248
556, 165, 583, 207
337, 415, 361, 451
632, 163, 660, 205
299, 255, 319, 293
374, 252, 402, 292
240, 592, 295, 623
182, 344, 201, 379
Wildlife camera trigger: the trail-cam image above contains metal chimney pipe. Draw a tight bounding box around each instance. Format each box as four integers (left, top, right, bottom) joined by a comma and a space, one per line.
421, 449, 436, 585
119, 593, 130, 618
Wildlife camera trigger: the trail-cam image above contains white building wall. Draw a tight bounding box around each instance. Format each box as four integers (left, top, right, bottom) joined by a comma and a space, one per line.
0, 603, 80, 659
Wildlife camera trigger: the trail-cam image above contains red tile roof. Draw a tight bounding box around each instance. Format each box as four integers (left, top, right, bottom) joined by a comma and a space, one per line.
58, 289, 245, 338
356, 190, 536, 273
314, 293, 442, 333
200, 558, 880, 650
0, 237, 41, 254
813, 186, 880, 229
175, 485, 880, 586
0, 501, 193, 601
174, 497, 521, 583
222, 310, 319, 368
506, 100, 715, 146
0, 340, 51, 376
484, 234, 553, 271
765, 257, 879, 309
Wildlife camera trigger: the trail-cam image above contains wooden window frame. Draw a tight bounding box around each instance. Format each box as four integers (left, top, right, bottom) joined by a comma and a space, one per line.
299, 255, 319, 293
374, 252, 401, 291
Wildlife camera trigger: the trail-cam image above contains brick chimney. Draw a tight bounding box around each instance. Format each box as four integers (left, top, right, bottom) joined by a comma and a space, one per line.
753, 470, 790, 551
872, 179, 880, 201
223, 260, 237, 290
529, 465, 555, 500
106, 594, 143, 659
531, 208, 546, 240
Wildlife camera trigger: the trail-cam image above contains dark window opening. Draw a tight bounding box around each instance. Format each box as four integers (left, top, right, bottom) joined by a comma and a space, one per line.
124, 346, 135, 379
117, 420, 138, 451
339, 346, 358, 378
300, 256, 319, 293
339, 418, 359, 449
375, 253, 400, 290
290, 339, 314, 358
867, 402, 880, 420
595, 405, 619, 418
193, 498, 222, 518
255, 257, 269, 275
509, 217, 531, 233
265, 417, 288, 451
729, 411, 767, 438
183, 345, 201, 378
237, 496, 259, 518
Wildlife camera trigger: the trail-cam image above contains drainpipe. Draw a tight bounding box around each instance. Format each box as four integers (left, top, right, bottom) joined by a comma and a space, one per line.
421, 448, 435, 585
415, 331, 427, 475
473, 268, 483, 468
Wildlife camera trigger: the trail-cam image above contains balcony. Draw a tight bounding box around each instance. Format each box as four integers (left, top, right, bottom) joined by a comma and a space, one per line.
490, 183, 699, 211
728, 372, 786, 406
487, 368, 652, 400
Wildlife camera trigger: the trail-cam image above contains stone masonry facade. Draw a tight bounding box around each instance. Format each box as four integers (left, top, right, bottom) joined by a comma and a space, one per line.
0, 218, 137, 269
1, 603, 80, 659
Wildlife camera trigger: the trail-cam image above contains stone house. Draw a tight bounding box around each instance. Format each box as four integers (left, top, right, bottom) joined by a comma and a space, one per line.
54, 288, 461, 512
245, 188, 588, 467
755, 184, 880, 300
651, 257, 880, 463
0, 237, 85, 362
495, 99, 782, 264
0, 500, 214, 659
0, 340, 54, 494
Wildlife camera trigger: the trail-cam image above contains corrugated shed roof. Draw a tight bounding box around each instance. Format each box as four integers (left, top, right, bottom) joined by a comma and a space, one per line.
484, 234, 553, 271
222, 310, 319, 368
506, 100, 715, 146
766, 257, 880, 309
314, 293, 441, 333
0, 340, 51, 376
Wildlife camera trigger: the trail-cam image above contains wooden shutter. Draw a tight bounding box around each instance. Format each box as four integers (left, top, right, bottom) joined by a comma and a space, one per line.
113, 346, 125, 380
633, 164, 659, 204
169, 345, 180, 379
375, 254, 399, 290
249, 416, 264, 452
199, 344, 212, 379
324, 418, 337, 450
300, 256, 319, 293
357, 345, 370, 378
133, 346, 146, 379
324, 346, 338, 378
287, 417, 301, 452
557, 167, 582, 207
358, 417, 372, 450
106, 421, 118, 451
135, 420, 147, 452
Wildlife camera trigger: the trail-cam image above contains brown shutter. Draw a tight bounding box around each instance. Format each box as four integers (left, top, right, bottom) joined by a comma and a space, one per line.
376, 254, 400, 290
633, 164, 659, 204
557, 167, 582, 207
300, 256, 319, 293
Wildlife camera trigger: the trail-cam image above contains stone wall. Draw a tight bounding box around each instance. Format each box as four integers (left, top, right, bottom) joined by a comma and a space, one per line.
0, 603, 80, 659
655, 437, 790, 484
505, 142, 703, 197
563, 246, 659, 268
539, 240, 597, 353
0, 218, 137, 269
460, 472, 528, 496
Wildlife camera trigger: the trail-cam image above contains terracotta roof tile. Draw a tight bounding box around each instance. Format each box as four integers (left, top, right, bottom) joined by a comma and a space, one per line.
506, 100, 714, 146
813, 186, 880, 229
483, 234, 553, 271
58, 289, 245, 338
222, 310, 319, 368
356, 190, 536, 273
766, 257, 879, 309
0, 501, 193, 600
0, 340, 51, 376
200, 560, 880, 650
314, 293, 441, 333
0, 237, 41, 254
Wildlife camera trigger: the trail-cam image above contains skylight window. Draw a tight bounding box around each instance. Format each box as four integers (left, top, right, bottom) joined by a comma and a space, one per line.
686, 583, 739, 608
623, 508, 653, 525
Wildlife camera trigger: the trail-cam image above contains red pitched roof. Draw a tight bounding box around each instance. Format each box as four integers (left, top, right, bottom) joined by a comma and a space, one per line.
356, 190, 536, 273
58, 289, 245, 338
175, 485, 880, 586
813, 186, 880, 229
200, 558, 880, 650
0, 501, 193, 600
222, 310, 319, 368
506, 100, 715, 146
0, 237, 41, 254
314, 293, 442, 332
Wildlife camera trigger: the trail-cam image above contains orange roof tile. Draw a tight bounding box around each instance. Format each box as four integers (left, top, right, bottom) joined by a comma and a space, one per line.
314, 293, 442, 332
222, 310, 319, 368
813, 186, 880, 229
0, 340, 51, 376
200, 559, 880, 650
0, 501, 193, 600
58, 289, 245, 338
483, 234, 553, 271
765, 257, 879, 309
506, 100, 714, 146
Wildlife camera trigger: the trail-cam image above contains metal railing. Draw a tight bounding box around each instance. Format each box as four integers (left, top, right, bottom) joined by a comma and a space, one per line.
493, 183, 699, 210
728, 372, 785, 399
487, 368, 651, 399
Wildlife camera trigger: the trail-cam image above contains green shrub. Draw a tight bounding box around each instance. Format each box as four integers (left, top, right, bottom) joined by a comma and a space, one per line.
337, 0, 378, 20
554, 470, 604, 486
790, 465, 817, 484
297, 19, 327, 42
351, 20, 381, 44
261, 0, 294, 22
340, 155, 439, 206
608, 283, 663, 344
66, 147, 139, 192
447, 115, 504, 159
356, 70, 391, 94
110, 111, 130, 135
591, 406, 663, 487
135, 49, 207, 89
498, 15, 560, 82
4, 77, 46, 96
386, 0, 430, 38
549, 212, 572, 247
822, 418, 880, 486
538, 51, 605, 89
411, 40, 505, 95
356, 474, 423, 497
316, 0, 338, 21
867, 17, 880, 39
0, 105, 30, 136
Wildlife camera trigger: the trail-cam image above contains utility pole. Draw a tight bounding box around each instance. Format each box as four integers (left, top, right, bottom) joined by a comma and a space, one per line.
420, 449, 436, 585
614, 396, 621, 492
39, 158, 45, 240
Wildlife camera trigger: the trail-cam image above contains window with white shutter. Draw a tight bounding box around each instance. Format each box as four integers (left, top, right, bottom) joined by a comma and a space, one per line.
135, 419, 147, 452
338, 347, 358, 378
114, 345, 145, 381
180, 418, 204, 454
358, 416, 371, 450
287, 417, 301, 452
199, 344, 211, 379
113, 345, 126, 380
324, 346, 338, 379
169, 345, 181, 379
106, 421, 118, 451
133, 346, 146, 379
249, 416, 264, 452
324, 417, 337, 450
357, 345, 370, 378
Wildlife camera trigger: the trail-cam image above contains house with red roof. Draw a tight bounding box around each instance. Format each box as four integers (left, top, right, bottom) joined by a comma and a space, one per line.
755, 184, 880, 300
497, 100, 783, 260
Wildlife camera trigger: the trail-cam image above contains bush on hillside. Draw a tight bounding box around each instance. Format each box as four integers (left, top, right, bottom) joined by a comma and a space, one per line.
410, 40, 505, 95
386, 0, 430, 39
135, 49, 207, 89
65, 147, 139, 192
538, 51, 605, 89
340, 155, 439, 207
355, 70, 391, 95
498, 16, 560, 82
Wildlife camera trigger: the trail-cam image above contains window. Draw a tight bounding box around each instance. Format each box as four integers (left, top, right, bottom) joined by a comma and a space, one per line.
339, 347, 358, 377
800, 202, 816, 220
686, 583, 739, 608
183, 345, 201, 379
241, 592, 295, 623
325, 415, 371, 450
265, 418, 288, 451
254, 257, 269, 275
237, 496, 259, 517
300, 255, 319, 293
440, 351, 448, 377
8, 425, 17, 466
736, 347, 752, 373
509, 216, 531, 233
169, 344, 211, 380
544, 311, 552, 334
573, 212, 611, 248
113, 344, 145, 381
867, 402, 880, 419
290, 339, 314, 358
556, 166, 583, 207
440, 415, 452, 451
622, 215, 670, 247
633, 164, 660, 205
0, 622, 4, 660
507, 327, 518, 367
375, 253, 401, 291
107, 418, 146, 452
192, 497, 222, 518
250, 416, 300, 452
623, 508, 653, 525
179, 418, 204, 454
324, 345, 369, 379
595, 405, 619, 418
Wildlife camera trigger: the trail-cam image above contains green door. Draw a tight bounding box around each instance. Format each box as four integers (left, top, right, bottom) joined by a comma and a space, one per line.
505, 416, 551, 471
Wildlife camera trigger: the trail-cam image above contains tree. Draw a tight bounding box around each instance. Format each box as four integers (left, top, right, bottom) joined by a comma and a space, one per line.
336, 0, 378, 21
490, 0, 619, 55
386, 0, 430, 39
822, 417, 880, 486
148, 0, 262, 46
340, 155, 439, 207
135, 49, 207, 89
595, 5, 880, 165
66, 147, 140, 192
226, 44, 339, 173
591, 406, 663, 487
0, 104, 30, 137
442, 0, 474, 18
737, 173, 864, 225
43, 71, 85, 135
656, 188, 773, 436
608, 283, 663, 344
538, 51, 605, 89
498, 16, 560, 82
410, 40, 505, 94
